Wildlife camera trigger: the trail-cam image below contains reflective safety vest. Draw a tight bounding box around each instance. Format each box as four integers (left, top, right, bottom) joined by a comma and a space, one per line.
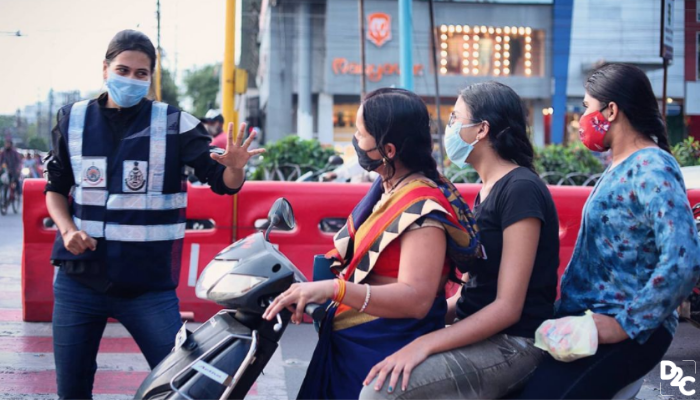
51, 99, 201, 291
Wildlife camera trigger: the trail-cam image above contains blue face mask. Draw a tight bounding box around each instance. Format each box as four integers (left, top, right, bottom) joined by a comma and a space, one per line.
444, 120, 480, 169
105, 71, 151, 108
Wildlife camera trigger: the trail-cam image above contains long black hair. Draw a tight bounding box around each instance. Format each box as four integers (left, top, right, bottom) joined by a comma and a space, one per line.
361, 88, 439, 181
459, 81, 535, 171
585, 63, 671, 153
105, 30, 157, 72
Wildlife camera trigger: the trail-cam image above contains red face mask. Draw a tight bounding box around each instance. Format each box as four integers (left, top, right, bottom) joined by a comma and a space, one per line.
578, 107, 611, 152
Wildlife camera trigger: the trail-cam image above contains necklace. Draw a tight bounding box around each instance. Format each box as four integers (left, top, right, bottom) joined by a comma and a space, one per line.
386, 171, 417, 194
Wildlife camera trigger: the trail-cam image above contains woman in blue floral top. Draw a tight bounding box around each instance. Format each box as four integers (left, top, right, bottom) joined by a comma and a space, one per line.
519, 63, 700, 399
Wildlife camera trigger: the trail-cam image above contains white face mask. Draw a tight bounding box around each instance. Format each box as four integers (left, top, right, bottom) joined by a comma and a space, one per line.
444, 120, 480, 169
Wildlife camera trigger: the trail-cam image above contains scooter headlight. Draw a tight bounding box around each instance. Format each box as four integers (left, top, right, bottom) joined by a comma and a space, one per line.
21, 167, 30, 177
208, 274, 268, 300
195, 260, 268, 300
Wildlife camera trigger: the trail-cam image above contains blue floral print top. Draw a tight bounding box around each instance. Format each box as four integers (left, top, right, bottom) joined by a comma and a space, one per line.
558, 148, 700, 344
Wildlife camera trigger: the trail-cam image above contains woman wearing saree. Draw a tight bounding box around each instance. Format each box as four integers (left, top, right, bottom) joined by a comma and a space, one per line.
263, 88, 482, 399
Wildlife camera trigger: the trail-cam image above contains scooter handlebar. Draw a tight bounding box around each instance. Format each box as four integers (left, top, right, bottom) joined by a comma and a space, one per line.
305, 303, 327, 322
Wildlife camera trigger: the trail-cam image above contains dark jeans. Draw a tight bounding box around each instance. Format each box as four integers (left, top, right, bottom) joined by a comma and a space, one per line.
52, 269, 182, 400
517, 326, 673, 399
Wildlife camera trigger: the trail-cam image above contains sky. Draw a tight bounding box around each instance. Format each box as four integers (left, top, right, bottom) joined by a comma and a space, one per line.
0, 0, 228, 115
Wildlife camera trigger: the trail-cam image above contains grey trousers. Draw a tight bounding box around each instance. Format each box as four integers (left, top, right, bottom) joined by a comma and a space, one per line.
359, 334, 544, 400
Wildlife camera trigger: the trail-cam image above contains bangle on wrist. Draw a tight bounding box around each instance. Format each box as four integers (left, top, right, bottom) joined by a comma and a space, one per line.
359, 283, 371, 313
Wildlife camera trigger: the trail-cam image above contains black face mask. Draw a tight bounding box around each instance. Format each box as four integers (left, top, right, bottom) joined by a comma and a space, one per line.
352, 136, 384, 172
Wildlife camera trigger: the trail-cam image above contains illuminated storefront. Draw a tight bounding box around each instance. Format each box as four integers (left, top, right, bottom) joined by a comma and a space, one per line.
258, 0, 554, 147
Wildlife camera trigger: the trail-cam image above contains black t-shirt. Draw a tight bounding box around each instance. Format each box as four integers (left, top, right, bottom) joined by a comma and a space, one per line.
455, 167, 559, 338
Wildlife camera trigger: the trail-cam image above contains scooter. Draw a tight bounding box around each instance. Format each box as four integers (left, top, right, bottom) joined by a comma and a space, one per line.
295, 155, 344, 182
134, 198, 323, 400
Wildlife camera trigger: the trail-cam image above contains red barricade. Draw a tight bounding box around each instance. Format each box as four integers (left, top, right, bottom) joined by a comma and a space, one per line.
21, 180, 235, 322
21, 178, 700, 322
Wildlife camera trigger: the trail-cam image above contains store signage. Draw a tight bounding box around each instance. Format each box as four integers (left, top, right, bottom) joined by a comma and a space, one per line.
367, 13, 392, 47
332, 58, 424, 82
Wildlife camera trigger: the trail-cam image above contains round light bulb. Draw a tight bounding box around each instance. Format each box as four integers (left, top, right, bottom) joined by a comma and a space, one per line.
440, 25, 447, 33
472, 68, 479, 74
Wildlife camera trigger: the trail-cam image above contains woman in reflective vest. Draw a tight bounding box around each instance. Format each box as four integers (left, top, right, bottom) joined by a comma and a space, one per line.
44, 30, 264, 400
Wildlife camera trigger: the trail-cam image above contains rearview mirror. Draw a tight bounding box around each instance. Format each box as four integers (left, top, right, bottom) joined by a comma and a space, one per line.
267, 198, 295, 232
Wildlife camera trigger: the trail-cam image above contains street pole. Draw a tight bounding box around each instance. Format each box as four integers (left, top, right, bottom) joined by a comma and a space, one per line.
398, 0, 414, 91
222, 0, 238, 136
155, 0, 162, 101
427, 0, 445, 170
48, 89, 54, 140
359, 0, 366, 99
662, 58, 668, 123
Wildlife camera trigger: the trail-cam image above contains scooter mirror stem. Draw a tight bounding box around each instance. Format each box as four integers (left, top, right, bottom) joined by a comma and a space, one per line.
265, 215, 280, 242
273, 314, 283, 332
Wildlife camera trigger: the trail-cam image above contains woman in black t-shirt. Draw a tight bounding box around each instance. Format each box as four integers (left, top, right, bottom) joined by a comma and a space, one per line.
361, 82, 559, 399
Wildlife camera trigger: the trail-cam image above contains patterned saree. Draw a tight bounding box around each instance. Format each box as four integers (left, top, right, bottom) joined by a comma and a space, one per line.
297, 177, 482, 399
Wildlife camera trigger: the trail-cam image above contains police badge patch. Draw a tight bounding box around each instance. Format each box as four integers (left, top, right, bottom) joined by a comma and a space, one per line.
123, 160, 148, 193
81, 157, 107, 188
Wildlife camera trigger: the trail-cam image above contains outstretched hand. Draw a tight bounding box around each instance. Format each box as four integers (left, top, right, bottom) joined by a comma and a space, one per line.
210, 122, 265, 170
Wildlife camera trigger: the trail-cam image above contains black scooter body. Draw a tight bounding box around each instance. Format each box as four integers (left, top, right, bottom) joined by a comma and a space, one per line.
135, 227, 302, 400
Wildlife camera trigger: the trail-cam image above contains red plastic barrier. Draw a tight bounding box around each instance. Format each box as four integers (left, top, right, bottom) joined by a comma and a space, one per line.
21, 180, 235, 322
22, 179, 700, 323
236, 183, 700, 286
236, 183, 593, 282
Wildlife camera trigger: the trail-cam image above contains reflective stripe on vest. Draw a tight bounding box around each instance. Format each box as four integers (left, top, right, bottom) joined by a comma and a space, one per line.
105, 222, 186, 242
72, 216, 104, 238
68, 100, 90, 186
148, 102, 168, 194
106, 192, 187, 210
66, 100, 185, 241
73, 187, 108, 207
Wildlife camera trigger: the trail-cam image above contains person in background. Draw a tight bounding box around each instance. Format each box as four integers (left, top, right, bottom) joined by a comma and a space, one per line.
0, 138, 22, 190
203, 109, 227, 148
33, 152, 44, 177
44, 30, 264, 399
518, 63, 700, 399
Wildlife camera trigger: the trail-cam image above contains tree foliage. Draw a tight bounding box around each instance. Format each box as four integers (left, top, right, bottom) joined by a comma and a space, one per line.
160, 68, 180, 109
183, 64, 220, 118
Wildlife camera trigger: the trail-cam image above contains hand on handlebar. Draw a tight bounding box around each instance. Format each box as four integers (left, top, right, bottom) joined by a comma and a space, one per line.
262, 281, 335, 325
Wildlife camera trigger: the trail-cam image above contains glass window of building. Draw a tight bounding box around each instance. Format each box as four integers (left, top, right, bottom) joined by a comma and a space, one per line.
437, 25, 544, 77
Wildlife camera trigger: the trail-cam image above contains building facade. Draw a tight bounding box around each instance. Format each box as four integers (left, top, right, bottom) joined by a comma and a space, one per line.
256, 0, 689, 147
257, 0, 554, 147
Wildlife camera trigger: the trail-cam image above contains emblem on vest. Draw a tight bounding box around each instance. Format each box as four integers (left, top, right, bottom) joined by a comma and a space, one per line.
123, 160, 148, 193
81, 157, 107, 188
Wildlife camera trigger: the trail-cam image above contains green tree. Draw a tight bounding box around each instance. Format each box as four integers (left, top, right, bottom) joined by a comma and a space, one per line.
183, 64, 220, 118
160, 68, 180, 109
27, 136, 49, 151
0, 115, 15, 132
